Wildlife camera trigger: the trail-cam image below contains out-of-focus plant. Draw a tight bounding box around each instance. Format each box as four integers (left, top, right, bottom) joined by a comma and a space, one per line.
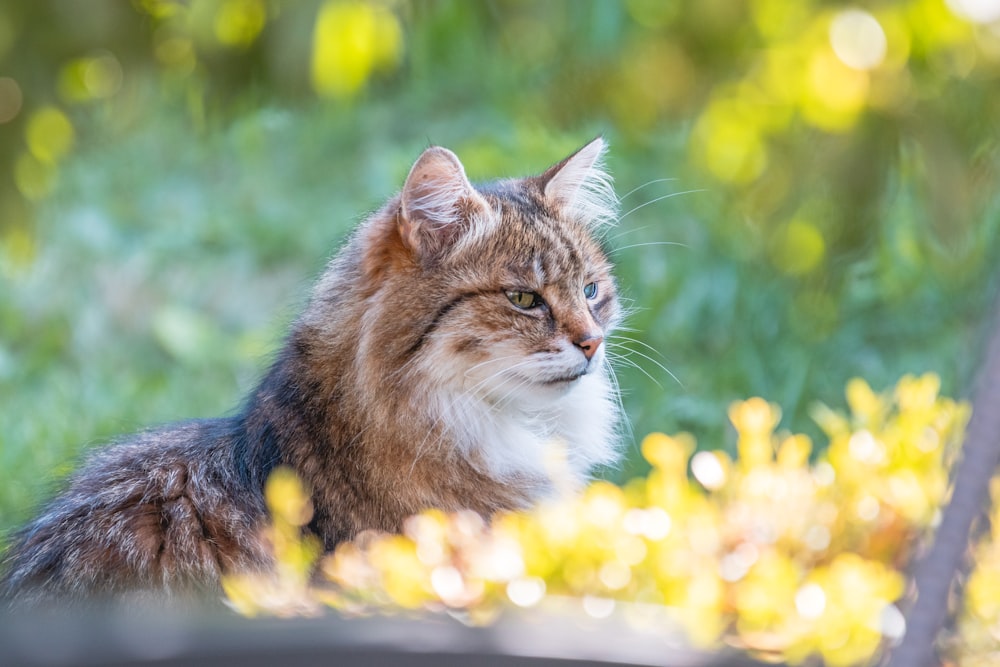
681, 0, 1000, 290
223, 466, 323, 617
2, 1, 998, 470
958, 477, 1000, 666
5, 0, 1000, 267
227, 374, 983, 666
0, 0, 406, 269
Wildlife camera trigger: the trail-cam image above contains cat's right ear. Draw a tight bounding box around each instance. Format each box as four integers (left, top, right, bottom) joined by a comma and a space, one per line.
539, 137, 618, 228
398, 146, 489, 261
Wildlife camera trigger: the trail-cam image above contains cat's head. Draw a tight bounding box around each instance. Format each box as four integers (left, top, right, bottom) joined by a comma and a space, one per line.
328, 138, 622, 478
388, 138, 620, 406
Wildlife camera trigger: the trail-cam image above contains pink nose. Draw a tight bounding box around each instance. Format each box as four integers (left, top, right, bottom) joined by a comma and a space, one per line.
575, 335, 603, 361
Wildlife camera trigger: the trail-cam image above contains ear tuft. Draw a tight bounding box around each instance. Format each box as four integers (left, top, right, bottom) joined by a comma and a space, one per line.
399, 146, 487, 260
540, 137, 618, 228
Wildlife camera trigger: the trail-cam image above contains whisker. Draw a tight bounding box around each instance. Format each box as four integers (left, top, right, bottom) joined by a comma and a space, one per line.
463, 353, 525, 378
608, 344, 684, 389
608, 352, 662, 389
604, 364, 633, 447
619, 177, 678, 200
465, 358, 537, 395
611, 240, 689, 254
610, 334, 668, 360
618, 188, 708, 223
604, 225, 651, 244
490, 375, 535, 413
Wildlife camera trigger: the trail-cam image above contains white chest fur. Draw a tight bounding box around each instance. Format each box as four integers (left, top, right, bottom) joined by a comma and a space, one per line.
441, 369, 620, 491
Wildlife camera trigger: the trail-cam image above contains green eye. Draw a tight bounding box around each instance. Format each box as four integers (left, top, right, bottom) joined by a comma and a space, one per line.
506, 290, 540, 309
583, 282, 598, 299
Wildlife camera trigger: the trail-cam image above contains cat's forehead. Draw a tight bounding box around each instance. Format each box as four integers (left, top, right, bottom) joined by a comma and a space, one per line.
465, 178, 612, 281
476, 178, 547, 217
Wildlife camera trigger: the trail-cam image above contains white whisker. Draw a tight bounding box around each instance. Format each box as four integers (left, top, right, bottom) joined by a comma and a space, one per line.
608, 352, 662, 389
619, 177, 678, 200
618, 188, 707, 222
611, 240, 689, 254
610, 334, 669, 360
607, 343, 684, 389
604, 224, 651, 244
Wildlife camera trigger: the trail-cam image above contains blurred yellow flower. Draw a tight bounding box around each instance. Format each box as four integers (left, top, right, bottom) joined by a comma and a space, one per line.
311, 1, 403, 98
223, 374, 985, 666
265, 465, 313, 527
641, 431, 692, 472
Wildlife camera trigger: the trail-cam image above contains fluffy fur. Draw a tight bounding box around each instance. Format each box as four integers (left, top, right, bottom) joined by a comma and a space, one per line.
1, 138, 622, 606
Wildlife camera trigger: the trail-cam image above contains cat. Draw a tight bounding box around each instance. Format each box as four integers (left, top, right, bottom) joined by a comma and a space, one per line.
0, 137, 623, 606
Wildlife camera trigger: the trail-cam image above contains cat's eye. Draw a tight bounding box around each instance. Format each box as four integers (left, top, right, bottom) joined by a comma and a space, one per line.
506, 290, 541, 309
583, 282, 598, 299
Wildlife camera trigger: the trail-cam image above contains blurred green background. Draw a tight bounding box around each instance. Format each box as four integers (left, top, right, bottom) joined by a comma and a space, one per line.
1, 0, 999, 533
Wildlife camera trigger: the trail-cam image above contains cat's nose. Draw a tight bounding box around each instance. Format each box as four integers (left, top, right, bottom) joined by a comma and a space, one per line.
575, 335, 603, 361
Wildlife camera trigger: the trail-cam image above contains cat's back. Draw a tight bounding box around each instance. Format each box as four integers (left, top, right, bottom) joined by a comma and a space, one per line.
0, 418, 270, 607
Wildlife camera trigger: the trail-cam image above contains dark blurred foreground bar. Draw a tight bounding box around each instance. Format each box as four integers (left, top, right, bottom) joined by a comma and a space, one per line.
0, 608, 777, 667
885, 299, 1000, 667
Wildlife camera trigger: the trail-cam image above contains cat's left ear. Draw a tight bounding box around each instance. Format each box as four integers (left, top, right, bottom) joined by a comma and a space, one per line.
539, 137, 618, 227
399, 146, 490, 261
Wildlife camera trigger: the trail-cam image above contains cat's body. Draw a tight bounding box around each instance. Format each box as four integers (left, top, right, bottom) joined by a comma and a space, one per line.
1, 139, 622, 606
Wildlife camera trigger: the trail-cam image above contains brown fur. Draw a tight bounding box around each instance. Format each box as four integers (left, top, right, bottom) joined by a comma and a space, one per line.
1, 139, 622, 607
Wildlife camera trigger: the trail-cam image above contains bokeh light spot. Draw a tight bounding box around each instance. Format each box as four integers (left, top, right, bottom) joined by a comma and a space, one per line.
215, 0, 267, 47
582, 595, 616, 618
881, 603, 906, 640
772, 220, 826, 275
61, 53, 125, 102
856, 495, 881, 521
26, 107, 75, 164
693, 101, 769, 185
430, 565, 465, 604
691, 451, 727, 490
599, 561, 632, 590
311, 1, 402, 98
848, 430, 885, 464
84, 53, 124, 98
801, 49, 869, 131
507, 577, 545, 607
623, 507, 672, 540
0, 77, 22, 123
947, 0, 1000, 24
795, 582, 826, 618
14, 153, 56, 201
154, 32, 197, 73
830, 9, 888, 71
1, 226, 36, 276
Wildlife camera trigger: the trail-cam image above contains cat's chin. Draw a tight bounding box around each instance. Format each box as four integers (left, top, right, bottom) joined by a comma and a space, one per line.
542, 372, 585, 386
530, 372, 592, 400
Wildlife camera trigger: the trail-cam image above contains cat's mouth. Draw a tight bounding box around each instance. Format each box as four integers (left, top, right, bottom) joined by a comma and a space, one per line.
542, 370, 587, 385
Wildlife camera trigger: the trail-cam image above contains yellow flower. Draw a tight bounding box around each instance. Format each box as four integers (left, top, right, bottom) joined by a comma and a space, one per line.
641, 431, 693, 473
265, 466, 313, 527
734, 549, 801, 635
729, 398, 781, 467
895, 373, 940, 413
845, 377, 884, 426
777, 434, 812, 468
788, 553, 903, 666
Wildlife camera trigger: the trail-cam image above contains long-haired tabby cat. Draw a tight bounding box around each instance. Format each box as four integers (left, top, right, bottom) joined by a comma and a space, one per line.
1, 138, 622, 606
